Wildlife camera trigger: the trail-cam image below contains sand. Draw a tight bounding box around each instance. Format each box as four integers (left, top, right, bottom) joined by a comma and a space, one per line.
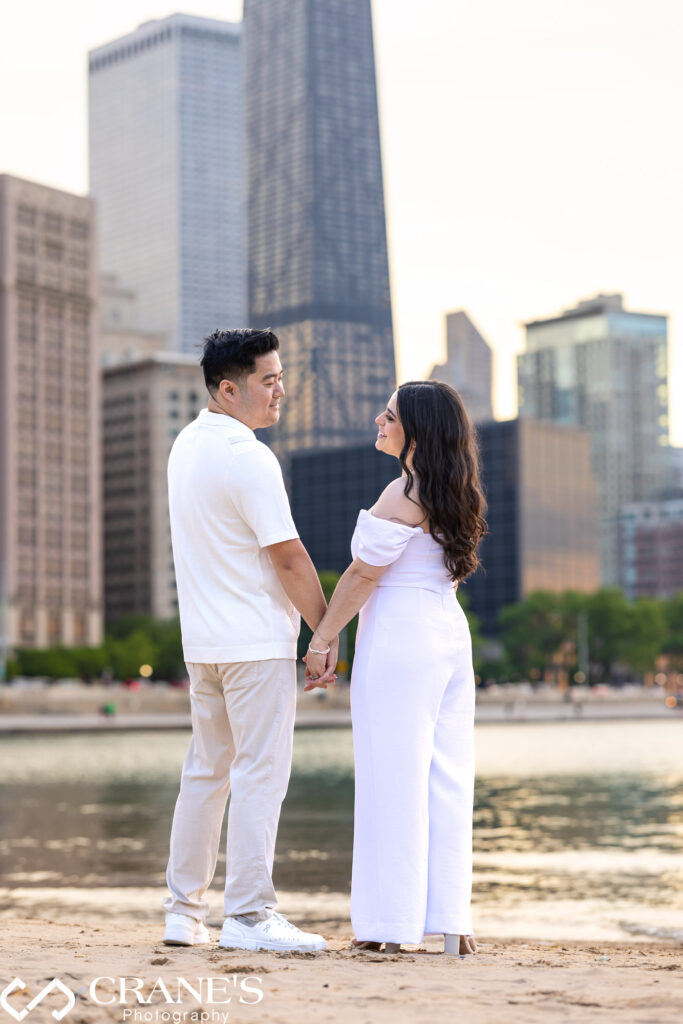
1, 917, 682, 1024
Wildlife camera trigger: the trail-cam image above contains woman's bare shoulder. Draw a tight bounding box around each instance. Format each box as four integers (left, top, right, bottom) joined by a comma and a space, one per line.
370, 478, 426, 527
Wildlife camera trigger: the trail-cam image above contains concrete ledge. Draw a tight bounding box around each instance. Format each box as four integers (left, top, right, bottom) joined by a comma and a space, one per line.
0, 701, 679, 732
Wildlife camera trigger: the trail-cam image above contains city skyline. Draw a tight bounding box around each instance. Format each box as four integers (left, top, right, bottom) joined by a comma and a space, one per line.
1, 0, 681, 445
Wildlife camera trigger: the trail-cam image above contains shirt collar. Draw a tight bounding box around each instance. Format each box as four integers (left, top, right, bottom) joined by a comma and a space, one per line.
198, 408, 256, 440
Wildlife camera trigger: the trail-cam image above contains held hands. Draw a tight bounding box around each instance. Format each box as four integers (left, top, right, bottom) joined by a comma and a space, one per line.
303, 634, 339, 691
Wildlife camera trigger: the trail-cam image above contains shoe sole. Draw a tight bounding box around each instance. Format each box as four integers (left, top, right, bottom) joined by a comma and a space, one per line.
163, 932, 210, 946
219, 938, 326, 952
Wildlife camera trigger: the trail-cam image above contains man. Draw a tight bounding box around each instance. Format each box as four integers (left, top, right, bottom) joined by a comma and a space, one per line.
162, 328, 337, 952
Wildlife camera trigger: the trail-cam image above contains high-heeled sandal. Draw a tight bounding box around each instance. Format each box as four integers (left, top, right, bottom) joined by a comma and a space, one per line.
444, 934, 477, 955
351, 939, 402, 953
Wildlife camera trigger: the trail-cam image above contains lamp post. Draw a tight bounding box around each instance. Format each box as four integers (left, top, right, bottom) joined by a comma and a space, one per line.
577, 609, 590, 687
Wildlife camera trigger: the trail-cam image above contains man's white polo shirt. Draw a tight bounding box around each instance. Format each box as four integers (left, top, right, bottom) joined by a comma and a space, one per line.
168, 409, 300, 663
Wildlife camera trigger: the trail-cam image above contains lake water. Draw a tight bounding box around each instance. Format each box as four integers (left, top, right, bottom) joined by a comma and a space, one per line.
1, 720, 682, 942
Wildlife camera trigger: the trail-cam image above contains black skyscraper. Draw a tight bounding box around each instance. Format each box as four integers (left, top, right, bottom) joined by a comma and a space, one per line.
245, 0, 396, 458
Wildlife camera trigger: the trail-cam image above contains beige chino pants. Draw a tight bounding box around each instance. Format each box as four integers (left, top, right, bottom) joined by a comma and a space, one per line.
162, 659, 297, 922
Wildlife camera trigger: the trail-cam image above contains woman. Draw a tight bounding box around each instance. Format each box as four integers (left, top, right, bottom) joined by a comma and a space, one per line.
305, 380, 487, 955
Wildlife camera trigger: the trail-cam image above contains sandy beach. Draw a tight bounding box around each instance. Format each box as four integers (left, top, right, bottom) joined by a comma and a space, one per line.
2, 916, 682, 1024
3, 719, 682, 1021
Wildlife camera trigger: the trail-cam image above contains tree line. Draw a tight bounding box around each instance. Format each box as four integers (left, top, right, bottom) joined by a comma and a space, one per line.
473, 588, 683, 686
5, 583, 682, 686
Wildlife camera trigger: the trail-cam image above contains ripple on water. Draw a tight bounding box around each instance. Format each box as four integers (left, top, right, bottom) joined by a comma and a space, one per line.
0, 721, 682, 940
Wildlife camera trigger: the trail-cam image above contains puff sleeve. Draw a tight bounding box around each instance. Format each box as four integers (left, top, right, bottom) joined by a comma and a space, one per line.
354, 509, 423, 567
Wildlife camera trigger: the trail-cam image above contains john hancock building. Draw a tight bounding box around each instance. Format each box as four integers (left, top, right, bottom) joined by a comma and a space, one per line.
245, 0, 396, 458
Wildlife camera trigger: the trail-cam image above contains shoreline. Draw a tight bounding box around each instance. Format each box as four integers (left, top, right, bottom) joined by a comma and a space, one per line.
3, 885, 683, 947
0, 702, 681, 733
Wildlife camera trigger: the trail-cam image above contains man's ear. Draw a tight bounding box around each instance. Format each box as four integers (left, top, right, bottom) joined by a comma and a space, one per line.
218, 378, 238, 403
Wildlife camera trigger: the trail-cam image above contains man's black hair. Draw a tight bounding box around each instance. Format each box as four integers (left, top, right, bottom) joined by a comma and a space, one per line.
200, 328, 280, 394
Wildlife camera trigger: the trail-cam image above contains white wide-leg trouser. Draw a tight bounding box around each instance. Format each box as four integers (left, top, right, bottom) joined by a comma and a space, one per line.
163, 659, 296, 922
350, 585, 475, 944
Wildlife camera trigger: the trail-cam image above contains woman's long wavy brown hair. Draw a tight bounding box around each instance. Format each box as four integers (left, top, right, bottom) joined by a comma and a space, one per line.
396, 380, 488, 582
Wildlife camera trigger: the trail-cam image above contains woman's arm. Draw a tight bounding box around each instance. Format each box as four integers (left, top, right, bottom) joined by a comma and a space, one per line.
305, 557, 387, 680
306, 480, 424, 680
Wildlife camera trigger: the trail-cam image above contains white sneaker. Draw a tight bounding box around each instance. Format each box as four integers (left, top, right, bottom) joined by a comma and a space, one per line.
163, 912, 211, 946
219, 912, 326, 952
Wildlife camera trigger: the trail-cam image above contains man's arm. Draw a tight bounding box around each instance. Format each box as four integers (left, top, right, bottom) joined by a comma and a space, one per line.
267, 538, 338, 686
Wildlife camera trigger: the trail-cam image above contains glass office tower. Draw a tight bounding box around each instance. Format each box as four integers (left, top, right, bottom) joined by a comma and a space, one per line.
89, 14, 246, 353
518, 293, 670, 585
244, 0, 396, 457
460, 419, 600, 636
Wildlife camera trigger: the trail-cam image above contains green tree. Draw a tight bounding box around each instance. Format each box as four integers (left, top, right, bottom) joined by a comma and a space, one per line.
585, 588, 635, 681
104, 629, 159, 680
4, 656, 20, 680
498, 590, 568, 680
70, 646, 108, 682
475, 655, 512, 684
662, 592, 683, 670
620, 597, 668, 676
153, 618, 185, 679
457, 589, 485, 674
105, 613, 154, 640
16, 647, 77, 680
103, 614, 183, 680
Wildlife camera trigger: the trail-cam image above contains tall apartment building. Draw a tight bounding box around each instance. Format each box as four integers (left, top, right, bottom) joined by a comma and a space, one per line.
460, 419, 600, 635
245, 0, 396, 459
89, 13, 245, 353
618, 499, 683, 600
429, 311, 493, 423
102, 354, 204, 623
667, 446, 683, 493
518, 294, 670, 585
0, 174, 101, 650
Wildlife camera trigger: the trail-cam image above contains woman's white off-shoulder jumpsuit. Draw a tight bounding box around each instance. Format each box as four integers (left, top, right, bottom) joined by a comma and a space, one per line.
350, 509, 475, 944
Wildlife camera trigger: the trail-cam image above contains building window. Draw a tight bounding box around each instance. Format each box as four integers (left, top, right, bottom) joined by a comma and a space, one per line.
17, 263, 36, 284
17, 235, 36, 256
44, 213, 63, 234
45, 240, 63, 262
17, 205, 36, 227
69, 247, 88, 269
47, 611, 61, 645
69, 218, 90, 240
20, 611, 36, 644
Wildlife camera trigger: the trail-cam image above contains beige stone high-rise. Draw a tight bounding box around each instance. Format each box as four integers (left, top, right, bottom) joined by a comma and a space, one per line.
99, 272, 166, 368
429, 311, 494, 424
0, 174, 102, 650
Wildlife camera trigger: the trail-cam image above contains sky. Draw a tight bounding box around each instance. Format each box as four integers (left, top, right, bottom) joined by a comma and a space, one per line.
1, 0, 681, 444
